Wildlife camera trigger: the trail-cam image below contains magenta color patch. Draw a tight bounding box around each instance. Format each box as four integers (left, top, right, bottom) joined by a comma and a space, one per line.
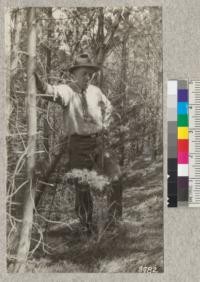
178, 152, 188, 164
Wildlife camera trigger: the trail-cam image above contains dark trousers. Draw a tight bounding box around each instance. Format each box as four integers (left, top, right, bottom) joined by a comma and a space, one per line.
69, 134, 122, 228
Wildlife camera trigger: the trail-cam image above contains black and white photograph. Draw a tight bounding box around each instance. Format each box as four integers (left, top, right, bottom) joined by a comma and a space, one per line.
6, 6, 163, 273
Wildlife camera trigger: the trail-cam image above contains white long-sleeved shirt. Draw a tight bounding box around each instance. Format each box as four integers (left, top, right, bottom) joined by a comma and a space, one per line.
48, 84, 112, 136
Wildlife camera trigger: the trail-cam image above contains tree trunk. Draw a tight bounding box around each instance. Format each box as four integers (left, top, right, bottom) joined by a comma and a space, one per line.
43, 8, 52, 155
119, 32, 129, 167
96, 8, 105, 88
14, 8, 37, 273
11, 9, 22, 78
5, 9, 12, 135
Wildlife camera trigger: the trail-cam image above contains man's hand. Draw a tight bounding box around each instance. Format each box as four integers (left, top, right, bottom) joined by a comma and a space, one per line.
34, 72, 47, 93
34, 72, 62, 104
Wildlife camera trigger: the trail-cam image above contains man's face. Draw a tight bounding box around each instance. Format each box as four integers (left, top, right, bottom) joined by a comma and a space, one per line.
72, 67, 95, 91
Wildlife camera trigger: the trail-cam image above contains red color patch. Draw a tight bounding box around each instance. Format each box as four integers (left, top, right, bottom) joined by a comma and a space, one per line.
177, 140, 188, 152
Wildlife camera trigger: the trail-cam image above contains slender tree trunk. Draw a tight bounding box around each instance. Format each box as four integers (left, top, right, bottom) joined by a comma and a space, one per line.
14, 8, 37, 273
5, 9, 12, 135
11, 9, 22, 78
43, 8, 52, 155
119, 32, 129, 167
96, 8, 105, 88
46, 8, 52, 81
94, 8, 122, 88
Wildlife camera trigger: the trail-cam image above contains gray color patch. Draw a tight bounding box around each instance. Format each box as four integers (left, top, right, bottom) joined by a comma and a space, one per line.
178, 80, 188, 89
168, 121, 177, 134
168, 135, 177, 148
167, 108, 177, 121
168, 146, 177, 158
167, 95, 177, 108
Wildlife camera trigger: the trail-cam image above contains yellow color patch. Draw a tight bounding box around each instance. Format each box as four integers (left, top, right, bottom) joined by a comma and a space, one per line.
178, 127, 188, 139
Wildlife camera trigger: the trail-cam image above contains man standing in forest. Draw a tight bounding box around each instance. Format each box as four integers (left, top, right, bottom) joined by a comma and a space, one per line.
35, 53, 122, 235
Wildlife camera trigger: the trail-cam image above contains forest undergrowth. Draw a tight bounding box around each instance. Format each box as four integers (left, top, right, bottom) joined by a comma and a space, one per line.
19, 157, 163, 273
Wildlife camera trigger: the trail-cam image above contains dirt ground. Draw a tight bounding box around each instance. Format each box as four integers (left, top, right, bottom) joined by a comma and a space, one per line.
23, 158, 163, 273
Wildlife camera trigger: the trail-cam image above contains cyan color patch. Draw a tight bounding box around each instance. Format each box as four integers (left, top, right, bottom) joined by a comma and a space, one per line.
178, 102, 188, 115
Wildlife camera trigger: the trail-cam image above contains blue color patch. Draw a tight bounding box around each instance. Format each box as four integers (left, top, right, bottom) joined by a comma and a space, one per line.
178, 102, 188, 115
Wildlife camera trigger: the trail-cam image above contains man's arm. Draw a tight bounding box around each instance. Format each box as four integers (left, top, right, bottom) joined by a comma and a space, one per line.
99, 91, 113, 129
34, 72, 71, 106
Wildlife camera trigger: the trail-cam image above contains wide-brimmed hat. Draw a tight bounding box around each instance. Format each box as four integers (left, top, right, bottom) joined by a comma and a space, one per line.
68, 53, 101, 73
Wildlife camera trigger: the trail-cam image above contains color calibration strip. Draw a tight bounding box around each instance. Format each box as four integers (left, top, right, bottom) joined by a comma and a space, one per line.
167, 80, 177, 207
177, 80, 189, 203
188, 81, 200, 207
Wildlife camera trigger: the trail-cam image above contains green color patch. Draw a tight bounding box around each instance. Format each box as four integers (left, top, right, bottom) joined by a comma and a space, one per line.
178, 115, 188, 126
